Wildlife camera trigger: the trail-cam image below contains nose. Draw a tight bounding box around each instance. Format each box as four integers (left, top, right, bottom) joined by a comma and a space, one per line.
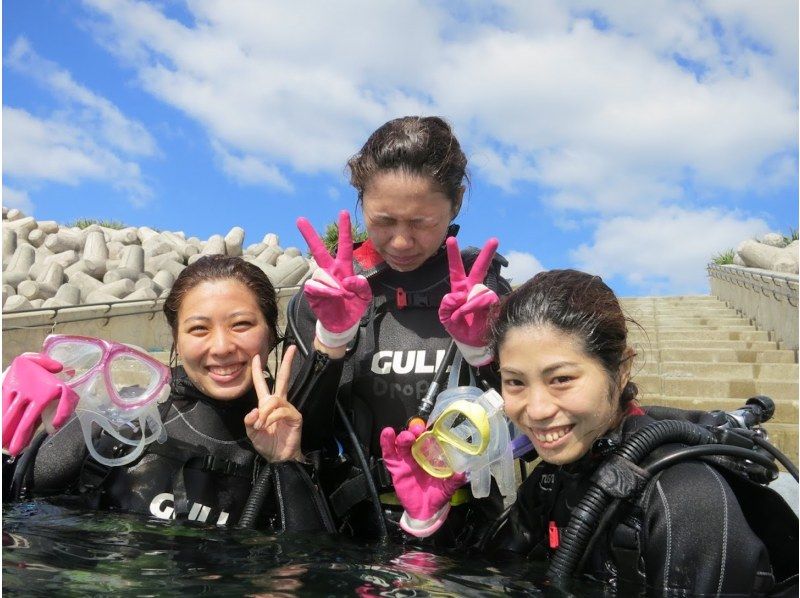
209, 328, 235, 356
389, 227, 414, 251
525, 385, 559, 423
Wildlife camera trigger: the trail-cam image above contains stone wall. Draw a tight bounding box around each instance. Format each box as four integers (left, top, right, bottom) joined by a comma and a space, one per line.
1, 286, 301, 369
2, 207, 317, 311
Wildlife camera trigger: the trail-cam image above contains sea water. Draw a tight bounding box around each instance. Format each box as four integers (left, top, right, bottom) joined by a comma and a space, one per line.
2, 501, 607, 596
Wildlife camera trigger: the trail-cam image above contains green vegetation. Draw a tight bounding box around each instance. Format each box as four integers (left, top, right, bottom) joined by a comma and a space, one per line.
782, 227, 798, 245
712, 249, 736, 265
320, 220, 368, 254
66, 218, 129, 230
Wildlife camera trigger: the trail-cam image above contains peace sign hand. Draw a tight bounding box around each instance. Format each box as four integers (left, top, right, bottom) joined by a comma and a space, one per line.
244, 346, 304, 462
297, 210, 372, 348
438, 237, 500, 366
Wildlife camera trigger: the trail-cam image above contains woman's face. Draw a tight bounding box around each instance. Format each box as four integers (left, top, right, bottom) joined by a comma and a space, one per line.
499, 324, 625, 465
361, 171, 460, 272
175, 279, 272, 401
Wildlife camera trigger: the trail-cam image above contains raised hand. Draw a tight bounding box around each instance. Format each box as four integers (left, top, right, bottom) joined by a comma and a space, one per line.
244, 347, 303, 462
438, 237, 500, 365
297, 210, 372, 348
2, 353, 80, 456
380, 426, 467, 538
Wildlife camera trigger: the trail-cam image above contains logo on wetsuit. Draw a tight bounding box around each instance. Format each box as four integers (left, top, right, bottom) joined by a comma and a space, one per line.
370, 349, 448, 401
149, 492, 230, 525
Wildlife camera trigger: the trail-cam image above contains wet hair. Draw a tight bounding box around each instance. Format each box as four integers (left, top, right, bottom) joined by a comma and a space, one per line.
163, 255, 278, 349
491, 269, 638, 409
347, 116, 469, 208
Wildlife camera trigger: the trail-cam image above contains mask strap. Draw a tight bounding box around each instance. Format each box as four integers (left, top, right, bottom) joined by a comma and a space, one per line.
76, 410, 149, 467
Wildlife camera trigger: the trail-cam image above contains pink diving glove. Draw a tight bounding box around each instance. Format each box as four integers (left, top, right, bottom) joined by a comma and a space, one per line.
380, 425, 467, 538
297, 210, 372, 348
438, 237, 500, 366
2, 353, 80, 456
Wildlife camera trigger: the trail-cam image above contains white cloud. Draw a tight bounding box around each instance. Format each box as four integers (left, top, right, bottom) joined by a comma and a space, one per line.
6, 37, 157, 157
503, 250, 545, 285
212, 141, 292, 190
3, 186, 34, 215
78, 0, 796, 213
2, 107, 153, 205
570, 206, 770, 294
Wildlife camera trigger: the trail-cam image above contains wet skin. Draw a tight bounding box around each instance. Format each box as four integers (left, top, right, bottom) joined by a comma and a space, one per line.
361, 171, 461, 273
498, 325, 629, 466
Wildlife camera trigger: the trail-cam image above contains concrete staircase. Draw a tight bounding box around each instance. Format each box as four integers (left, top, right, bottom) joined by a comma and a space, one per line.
621, 295, 798, 461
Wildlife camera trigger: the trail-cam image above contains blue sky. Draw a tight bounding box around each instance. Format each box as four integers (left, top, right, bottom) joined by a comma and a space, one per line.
3, 0, 797, 296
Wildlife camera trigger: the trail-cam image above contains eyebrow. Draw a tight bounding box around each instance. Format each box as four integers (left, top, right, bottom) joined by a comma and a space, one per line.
181, 311, 256, 324
541, 362, 579, 376
500, 361, 579, 376
372, 213, 437, 222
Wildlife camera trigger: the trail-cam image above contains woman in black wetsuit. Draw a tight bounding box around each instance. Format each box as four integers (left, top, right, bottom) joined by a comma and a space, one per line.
481, 269, 796, 595
384, 267, 797, 593
286, 116, 511, 541
4, 255, 332, 533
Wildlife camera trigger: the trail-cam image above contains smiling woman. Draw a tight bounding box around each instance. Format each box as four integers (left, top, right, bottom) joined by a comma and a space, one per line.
4, 255, 335, 533
481, 269, 798, 595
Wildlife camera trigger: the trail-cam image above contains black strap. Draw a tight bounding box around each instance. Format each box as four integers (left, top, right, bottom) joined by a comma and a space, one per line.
609, 513, 647, 592
328, 459, 393, 517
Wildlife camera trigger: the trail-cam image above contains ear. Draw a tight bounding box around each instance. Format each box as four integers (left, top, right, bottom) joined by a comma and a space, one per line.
451, 186, 465, 220
618, 347, 635, 390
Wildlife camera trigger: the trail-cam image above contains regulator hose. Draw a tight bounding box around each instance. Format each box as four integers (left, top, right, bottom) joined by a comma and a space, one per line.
546, 419, 716, 582
237, 463, 273, 529
285, 294, 388, 540
9, 430, 50, 501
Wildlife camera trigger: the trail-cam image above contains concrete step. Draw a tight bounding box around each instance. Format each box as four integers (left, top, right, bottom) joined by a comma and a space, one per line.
636, 361, 798, 379
636, 376, 798, 402
630, 330, 771, 341
639, 395, 798, 424
641, 320, 756, 328
762, 424, 799, 464
628, 324, 769, 338
633, 340, 782, 351
638, 348, 796, 363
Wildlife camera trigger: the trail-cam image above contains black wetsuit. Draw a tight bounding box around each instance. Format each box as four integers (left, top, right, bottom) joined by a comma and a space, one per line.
5, 368, 332, 533
485, 412, 798, 596
286, 231, 511, 541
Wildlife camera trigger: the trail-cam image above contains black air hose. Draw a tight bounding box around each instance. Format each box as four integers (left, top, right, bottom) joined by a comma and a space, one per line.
285, 296, 388, 540
237, 463, 273, 529
9, 431, 49, 501
644, 444, 778, 477
546, 419, 716, 581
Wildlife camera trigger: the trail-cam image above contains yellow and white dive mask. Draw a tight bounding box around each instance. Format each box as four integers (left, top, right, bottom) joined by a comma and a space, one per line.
411, 386, 516, 504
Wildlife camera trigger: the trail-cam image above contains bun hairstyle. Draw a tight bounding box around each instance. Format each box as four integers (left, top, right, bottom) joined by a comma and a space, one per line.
491, 269, 638, 409
347, 115, 469, 209
163, 254, 278, 349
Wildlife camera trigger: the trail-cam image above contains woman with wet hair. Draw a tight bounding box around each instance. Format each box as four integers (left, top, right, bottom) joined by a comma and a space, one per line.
4, 255, 333, 532
392, 268, 796, 594
287, 116, 511, 541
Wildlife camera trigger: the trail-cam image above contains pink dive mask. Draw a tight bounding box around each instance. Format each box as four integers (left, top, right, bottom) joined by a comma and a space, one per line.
42, 334, 170, 467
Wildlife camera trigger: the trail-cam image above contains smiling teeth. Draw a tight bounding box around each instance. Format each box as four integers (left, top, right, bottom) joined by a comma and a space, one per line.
534, 426, 571, 443
209, 364, 241, 376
